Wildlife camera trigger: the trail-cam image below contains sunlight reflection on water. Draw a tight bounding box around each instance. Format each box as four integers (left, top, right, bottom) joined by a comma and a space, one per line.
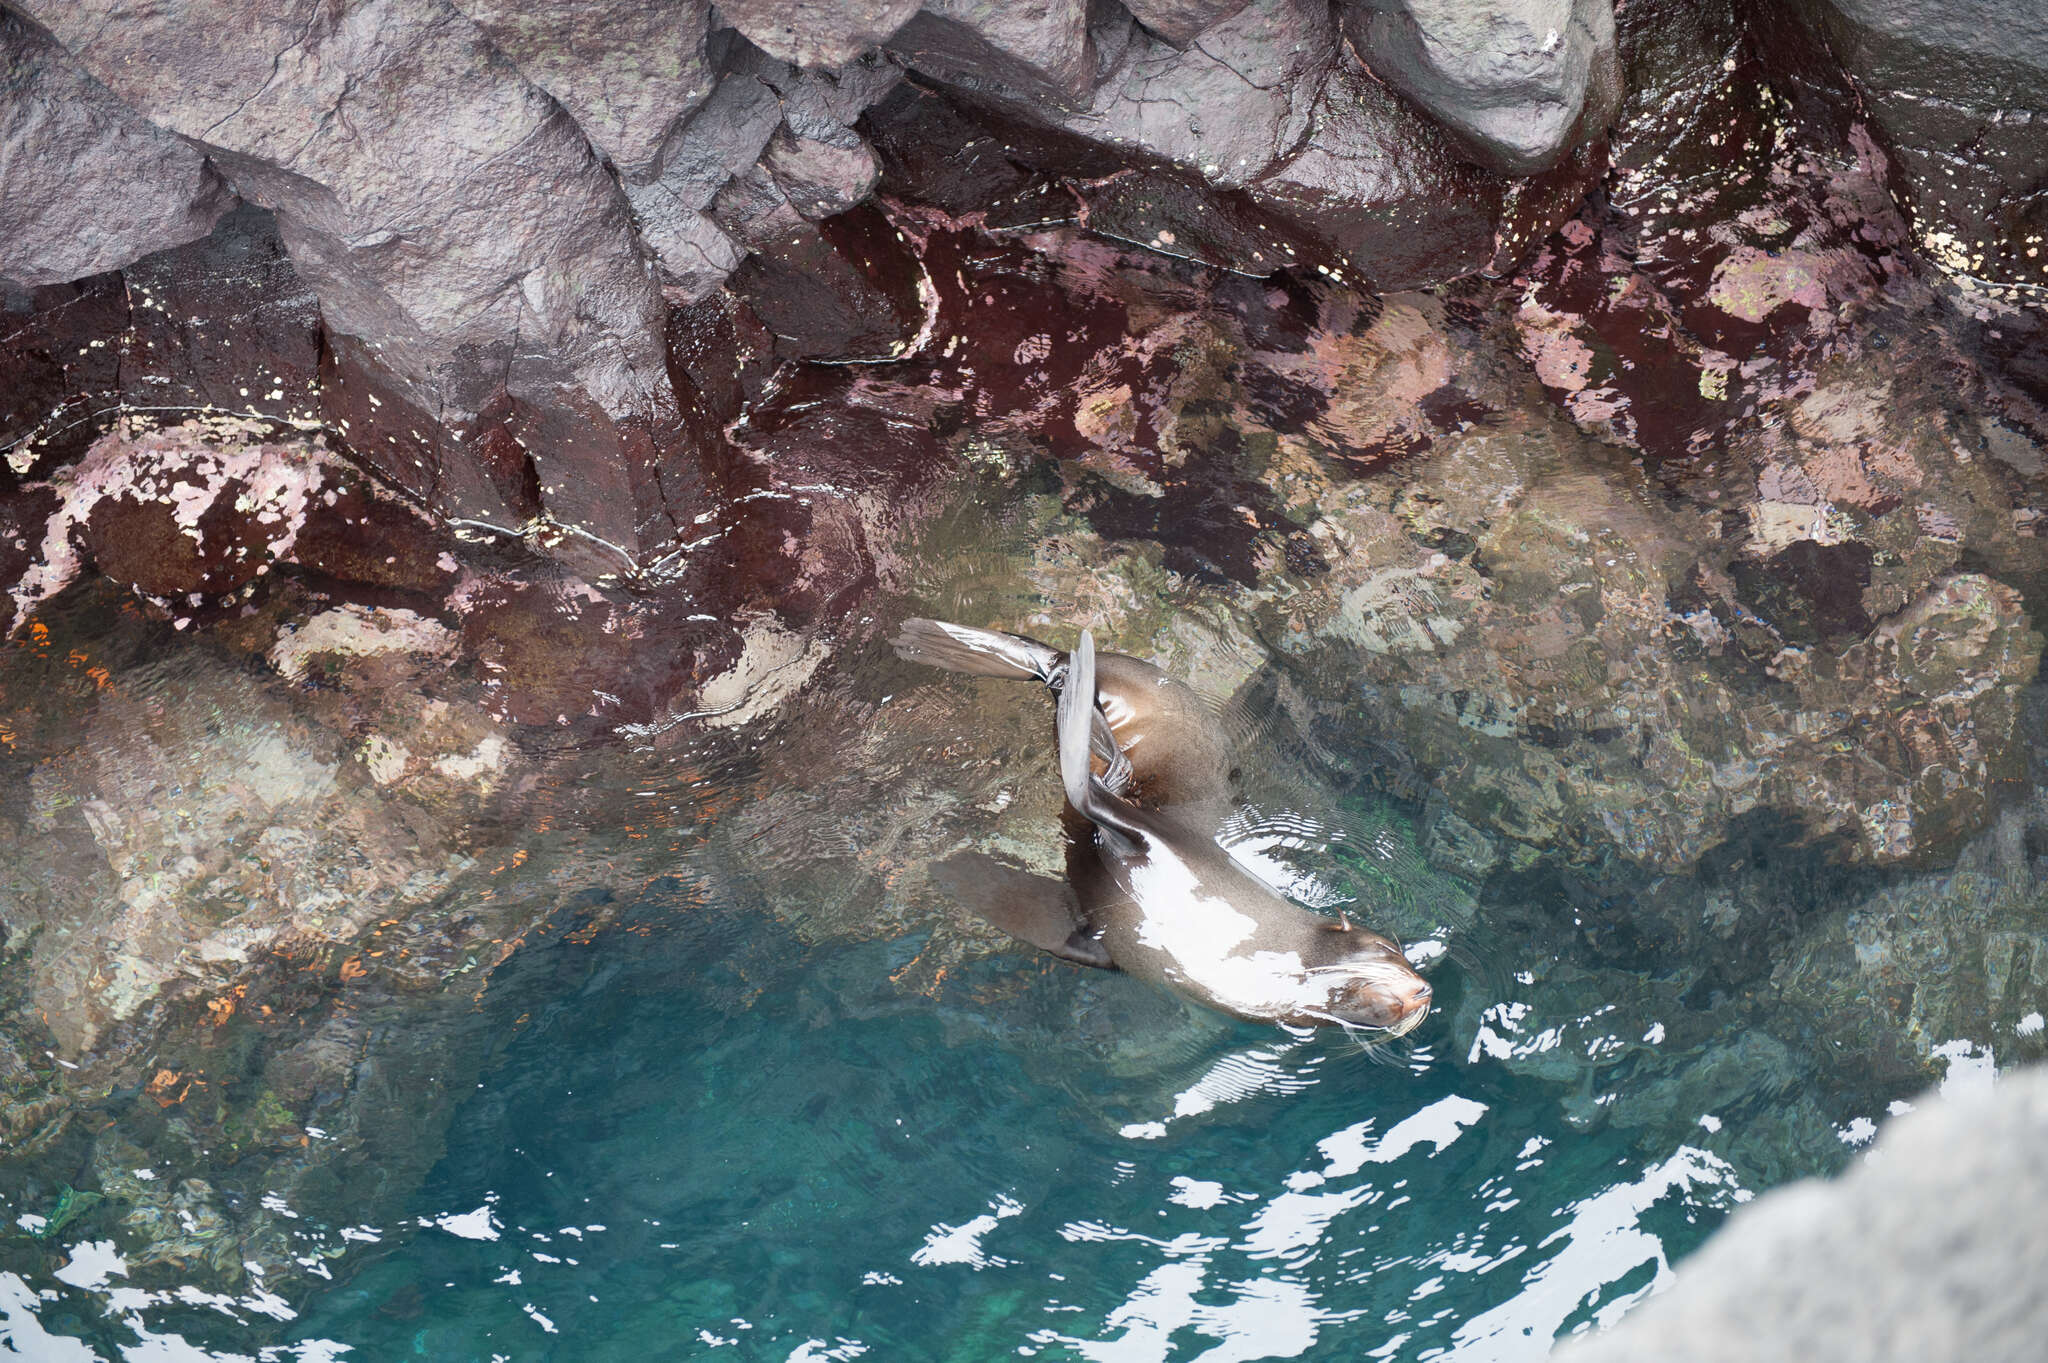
0, 962, 1766, 1363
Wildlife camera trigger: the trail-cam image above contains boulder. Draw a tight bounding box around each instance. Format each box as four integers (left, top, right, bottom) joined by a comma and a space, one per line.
890, 0, 1549, 288
1561, 1065, 2048, 1363
1119, 0, 1255, 49
718, 0, 922, 68
0, 12, 233, 287
889, 0, 1097, 106
17, 0, 679, 554
1342, 0, 1623, 175
626, 45, 900, 298
454, 0, 715, 182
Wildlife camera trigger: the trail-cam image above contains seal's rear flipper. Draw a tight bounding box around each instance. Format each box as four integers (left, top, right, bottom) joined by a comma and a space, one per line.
893, 618, 1059, 682
930, 852, 1113, 969
1058, 633, 1145, 846
1091, 711, 1135, 797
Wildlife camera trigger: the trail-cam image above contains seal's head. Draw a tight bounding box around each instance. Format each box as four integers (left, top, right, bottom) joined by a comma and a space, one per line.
1291, 931, 1433, 1036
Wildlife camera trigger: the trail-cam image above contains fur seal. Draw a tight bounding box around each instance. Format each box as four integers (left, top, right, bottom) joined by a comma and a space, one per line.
903, 621, 1432, 1034
891, 617, 1229, 814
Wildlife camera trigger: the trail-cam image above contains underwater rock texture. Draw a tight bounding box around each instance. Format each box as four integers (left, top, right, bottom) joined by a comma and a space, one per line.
0, 578, 716, 1287
1, 0, 2048, 1312
1561, 1063, 2048, 1363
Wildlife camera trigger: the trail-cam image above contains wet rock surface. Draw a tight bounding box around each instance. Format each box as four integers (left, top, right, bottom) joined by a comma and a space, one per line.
0, 0, 2046, 1344
1783, 0, 2048, 311
1345, 0, 1623, 175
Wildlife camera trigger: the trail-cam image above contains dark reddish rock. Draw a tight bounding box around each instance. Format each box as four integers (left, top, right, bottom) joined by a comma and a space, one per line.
0, 273, 130, 475
0, 12, 233, 289
22, 423, 338, 612
665, 291, 785, 440
79, 493, 267, 599
859, 81, 1047, 214
115, 204, 323, 427
291, 481, 460, 596
316, 334, 522, 531
728, 205, 932, 364
0, 487, 59, 634
455, 575, 703, 726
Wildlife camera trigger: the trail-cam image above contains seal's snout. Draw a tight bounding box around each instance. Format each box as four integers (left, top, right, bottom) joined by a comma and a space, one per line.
1333, 969, 1432, 1035
1389, 977, 1432, 1034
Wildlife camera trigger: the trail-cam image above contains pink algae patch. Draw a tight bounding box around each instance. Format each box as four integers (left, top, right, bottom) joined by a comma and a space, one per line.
1515, 300, 1597, 393
1705, 247, 1828, 323
12, 419, 340, 624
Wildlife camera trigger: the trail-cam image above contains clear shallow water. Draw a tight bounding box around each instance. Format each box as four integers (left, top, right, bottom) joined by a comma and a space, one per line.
2, 874, 1757, 1363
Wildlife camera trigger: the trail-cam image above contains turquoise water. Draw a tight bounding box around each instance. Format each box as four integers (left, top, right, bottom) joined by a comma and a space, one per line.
0, 584, 1905, 1362
2, 871, 1767, 1362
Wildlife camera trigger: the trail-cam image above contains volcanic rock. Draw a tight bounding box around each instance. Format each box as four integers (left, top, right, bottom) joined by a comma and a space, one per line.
1342, 0, 1624, 175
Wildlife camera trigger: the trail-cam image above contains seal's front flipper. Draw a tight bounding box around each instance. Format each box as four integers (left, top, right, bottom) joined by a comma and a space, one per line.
930, 851, 1113, 969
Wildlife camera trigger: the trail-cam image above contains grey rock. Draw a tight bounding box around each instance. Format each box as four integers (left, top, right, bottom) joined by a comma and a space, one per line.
643, 66, 788, 213
718, 0, 922, 67
0, 12, 234, 286
634, 197, 747, 304
454, 0, 714, 182
628, 47, 899, 290
628, 67, 785, 287
1251, 63, 1503, 287
712, 160, 812, 250
1343, 0, 1623, 174
1068, 0, 1337, 189
1823, 0, 2048, 77
1120, 0, 1256, 49
731, 47, 906, 141
18, 0, 676, 551
1561, 1065, 2048, 1363
763, 128, 883, 221
731, 49, 896, 221
890, 0, 1096, 105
